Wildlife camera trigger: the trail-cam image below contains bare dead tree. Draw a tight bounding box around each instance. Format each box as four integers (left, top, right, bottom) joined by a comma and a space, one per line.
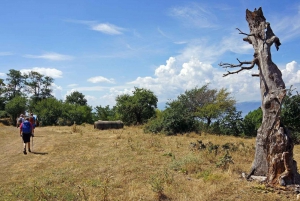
219, 7, 300, 187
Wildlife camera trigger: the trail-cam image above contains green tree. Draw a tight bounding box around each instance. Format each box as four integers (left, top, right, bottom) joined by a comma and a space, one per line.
5, 69, 25, 100
65, 91, 87, 106
62, 103, 93, 125
162, 100, 197, 135
242, 107, 262, 137
94, 105, 118, 121
34, 98, 64, 126
41, 76, 54, 99
5, 96, 27, 126
0, 78, 6, 113
115, 87, 158, 125
25, 71, 54, 112
194, 88, 236, 127
25, 71, 54, 100
218, 107, 243, 136
281, 89, 300, 143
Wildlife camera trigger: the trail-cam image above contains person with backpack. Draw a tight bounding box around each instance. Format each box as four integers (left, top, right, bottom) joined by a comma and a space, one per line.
20, 117, 34, 155
16, 114, 24, 128
29, 113, 36, 134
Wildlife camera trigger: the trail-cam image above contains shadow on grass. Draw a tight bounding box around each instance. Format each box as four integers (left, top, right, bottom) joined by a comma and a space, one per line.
31, 152, 48, 155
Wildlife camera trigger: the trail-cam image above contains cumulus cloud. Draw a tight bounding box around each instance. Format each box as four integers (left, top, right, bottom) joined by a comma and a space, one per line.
128, 55, 263, 103
91, 23, 124, 35
23, 52, 73, 61
87, 76, 115, 84
281, 61, 300, 90
51, 83, 63, 100
20, 67, 63, 78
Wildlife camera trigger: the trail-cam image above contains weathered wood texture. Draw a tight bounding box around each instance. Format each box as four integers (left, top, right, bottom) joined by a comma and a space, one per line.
94, 120, 124, 130
220, 7, 300, 186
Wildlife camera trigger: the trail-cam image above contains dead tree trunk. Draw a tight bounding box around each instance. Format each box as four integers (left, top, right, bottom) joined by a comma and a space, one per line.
219, 7, 300, 187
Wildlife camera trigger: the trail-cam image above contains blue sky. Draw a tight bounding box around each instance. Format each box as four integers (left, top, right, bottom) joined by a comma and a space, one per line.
1, 0, 300, 112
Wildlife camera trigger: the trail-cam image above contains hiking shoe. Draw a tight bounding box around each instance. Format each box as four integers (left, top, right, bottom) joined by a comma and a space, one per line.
23, 150, 27, 155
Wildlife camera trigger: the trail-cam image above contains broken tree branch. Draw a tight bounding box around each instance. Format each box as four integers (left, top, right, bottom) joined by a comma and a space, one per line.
219, 57, 258, 77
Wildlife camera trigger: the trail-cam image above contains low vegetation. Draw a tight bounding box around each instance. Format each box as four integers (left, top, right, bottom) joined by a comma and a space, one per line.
1, 123, 299, 200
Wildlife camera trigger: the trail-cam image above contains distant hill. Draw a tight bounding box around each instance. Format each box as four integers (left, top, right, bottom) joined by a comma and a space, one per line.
236, 101, 261, 117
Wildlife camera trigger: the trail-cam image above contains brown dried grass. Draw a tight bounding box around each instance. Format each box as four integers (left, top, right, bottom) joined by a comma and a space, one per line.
0, 124, 298, 200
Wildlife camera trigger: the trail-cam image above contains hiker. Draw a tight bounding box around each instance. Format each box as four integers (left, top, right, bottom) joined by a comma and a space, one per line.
20, 117, 34, 154
29, 113, 36, 134
17, 114, 24, 128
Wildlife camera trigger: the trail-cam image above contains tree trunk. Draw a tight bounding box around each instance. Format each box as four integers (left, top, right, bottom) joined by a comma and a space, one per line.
219, 7, 300, 187
242, 8, 300, 186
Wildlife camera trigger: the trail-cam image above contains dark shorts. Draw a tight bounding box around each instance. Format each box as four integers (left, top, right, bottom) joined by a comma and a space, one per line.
22, 133, 32, 143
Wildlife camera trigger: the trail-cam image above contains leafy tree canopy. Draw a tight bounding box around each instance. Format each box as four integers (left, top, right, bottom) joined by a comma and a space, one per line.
115, 87, 157, 125
65, 91, 87, 106
242, 107, 262, 137
5, 95, 27, 125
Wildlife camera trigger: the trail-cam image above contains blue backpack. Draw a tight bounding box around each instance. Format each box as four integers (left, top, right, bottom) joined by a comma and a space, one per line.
22, 121, 31, 133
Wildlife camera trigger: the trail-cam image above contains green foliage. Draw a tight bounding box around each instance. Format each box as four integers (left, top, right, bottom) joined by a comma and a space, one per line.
65, 91, 87, 106
281, 89, 300, 143
5, 69, 26, 100
145, 85, 236, 135
194, 87, 236, 127
218, 107, 243, 136
242, 107, 262, 136
162, 100, 198, 135
115, 87, 157, 125
63, 103, 93, 125
0, 78, 5, 111
143, 115, 163, 134
25, 71, 54, 111
94, 105, 118, 121
34, 97, 94, 126
5, 95, 27, 125
144, 100, 198, 135
34, 98, 64, 126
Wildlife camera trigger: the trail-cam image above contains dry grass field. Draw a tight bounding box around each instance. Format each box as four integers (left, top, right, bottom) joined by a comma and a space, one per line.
1, 123, 300, 201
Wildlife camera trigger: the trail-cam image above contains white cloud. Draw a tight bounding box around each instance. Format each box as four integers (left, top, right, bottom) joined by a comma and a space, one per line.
65, 19, 124, 35
51, 83, 63, 100
91, 23, 124, 35
0, 72, 5, 77
20, 67, 63, 78
281, 61, 300, 90
23, 52, 73, 61
87, 76, 115, 84
128, 55, 263, 104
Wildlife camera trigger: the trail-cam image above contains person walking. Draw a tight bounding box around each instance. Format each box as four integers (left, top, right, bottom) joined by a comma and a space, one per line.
29, 113, 36, 134
17, 114, 24, 128
20, 117, 34, 155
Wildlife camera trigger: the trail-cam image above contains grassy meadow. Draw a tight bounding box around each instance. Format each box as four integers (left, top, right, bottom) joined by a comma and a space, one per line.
0, 123, 299, 201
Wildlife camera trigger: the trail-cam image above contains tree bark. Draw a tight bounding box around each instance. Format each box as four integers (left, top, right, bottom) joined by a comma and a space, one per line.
221, 7, 300, 187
